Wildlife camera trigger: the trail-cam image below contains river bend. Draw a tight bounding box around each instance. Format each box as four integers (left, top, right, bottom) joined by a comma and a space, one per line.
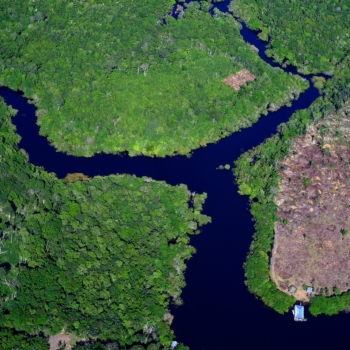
1, 1, 346, 349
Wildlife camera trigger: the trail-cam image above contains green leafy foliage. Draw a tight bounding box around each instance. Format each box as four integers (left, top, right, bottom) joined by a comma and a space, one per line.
0, 99, 210, 346
0, 0, 307, 157
0, 328, 48, 350
309, 293, 350, 316
302, 177, 312, 187
230, 0, 350, 74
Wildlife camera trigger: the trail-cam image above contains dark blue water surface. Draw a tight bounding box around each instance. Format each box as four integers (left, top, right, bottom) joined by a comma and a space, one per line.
0, 1, 346, 349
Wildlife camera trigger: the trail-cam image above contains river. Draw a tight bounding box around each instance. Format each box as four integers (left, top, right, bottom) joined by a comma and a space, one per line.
0, 1, 347, 349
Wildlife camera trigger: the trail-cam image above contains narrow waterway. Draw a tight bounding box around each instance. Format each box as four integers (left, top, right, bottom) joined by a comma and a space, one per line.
0, 1, 347, 349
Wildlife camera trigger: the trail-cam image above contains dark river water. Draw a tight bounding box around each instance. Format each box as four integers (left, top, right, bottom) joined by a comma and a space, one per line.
0, 1, 347, 349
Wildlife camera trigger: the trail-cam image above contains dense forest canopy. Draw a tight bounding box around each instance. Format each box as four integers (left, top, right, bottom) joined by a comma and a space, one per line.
0, 0, 307, 157
234, 55, 350, 314
230, 0, 350, 74
0, 99, 210, 348
1, 2, 349, 348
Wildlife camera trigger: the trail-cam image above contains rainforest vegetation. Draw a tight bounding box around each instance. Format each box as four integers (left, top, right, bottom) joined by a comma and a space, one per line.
0, 99, 209, 347
234, 55, 350, 314
230, 0, 350, 74
0, 3, 349, 350
0, 0, 307, 157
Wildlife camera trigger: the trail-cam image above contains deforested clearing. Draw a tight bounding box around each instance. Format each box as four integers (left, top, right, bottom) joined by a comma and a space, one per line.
271, 101, 350, 300
222, 69, 256, 91
49, 333, 82, 350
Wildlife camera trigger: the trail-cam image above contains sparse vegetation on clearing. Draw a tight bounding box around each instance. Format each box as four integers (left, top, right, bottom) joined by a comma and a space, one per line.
272, 103, 350, 299
222, 69, 256, 91
49, 333, 82, 350
234, 57, 350, 314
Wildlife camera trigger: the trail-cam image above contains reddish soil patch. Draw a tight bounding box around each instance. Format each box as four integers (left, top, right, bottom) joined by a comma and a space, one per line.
222, 69, 256, 91
271, 102, 350, 299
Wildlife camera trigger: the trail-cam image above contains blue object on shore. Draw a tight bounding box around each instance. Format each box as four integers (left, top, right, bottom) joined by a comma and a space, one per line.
293, 305, 307, 322
171, 341, 178, 349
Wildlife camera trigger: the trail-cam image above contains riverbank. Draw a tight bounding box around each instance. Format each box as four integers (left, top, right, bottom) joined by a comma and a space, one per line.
0, 0, 307, 157
2, 0, 349, 348
0, 67, 320, 350
272, 101, 350, 299
235, 56, 350, 315
0, 97, 210, 348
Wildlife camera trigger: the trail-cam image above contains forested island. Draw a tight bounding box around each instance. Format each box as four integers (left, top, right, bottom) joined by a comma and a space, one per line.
0, 0, 307, 157
235, 54, 350, 315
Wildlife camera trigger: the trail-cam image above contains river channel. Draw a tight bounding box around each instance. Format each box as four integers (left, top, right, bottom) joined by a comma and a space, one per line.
1, 1, 348, 349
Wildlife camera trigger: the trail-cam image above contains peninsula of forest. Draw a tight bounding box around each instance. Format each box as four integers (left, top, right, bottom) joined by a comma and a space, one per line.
235, 56, 350, 315
0, 0, 307, 157
232, 0, 350, 316
0, 96, 211, 349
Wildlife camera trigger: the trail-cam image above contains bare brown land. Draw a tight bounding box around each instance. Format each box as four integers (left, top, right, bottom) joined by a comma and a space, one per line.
271, 101, 350, 300
49, 333, 80, 350
64, 173, 90, 183
222, 69, 256, 91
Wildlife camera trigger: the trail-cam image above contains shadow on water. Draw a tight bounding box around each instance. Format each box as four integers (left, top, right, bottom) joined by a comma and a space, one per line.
0, 1, 345, 349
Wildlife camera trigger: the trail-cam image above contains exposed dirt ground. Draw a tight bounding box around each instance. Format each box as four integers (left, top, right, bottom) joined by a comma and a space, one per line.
271, 101, 350, 300
222, 69, 256, 91
49, 333, 83, 350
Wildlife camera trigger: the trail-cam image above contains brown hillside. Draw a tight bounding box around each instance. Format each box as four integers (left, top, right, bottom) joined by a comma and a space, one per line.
271, 101, 350, 300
